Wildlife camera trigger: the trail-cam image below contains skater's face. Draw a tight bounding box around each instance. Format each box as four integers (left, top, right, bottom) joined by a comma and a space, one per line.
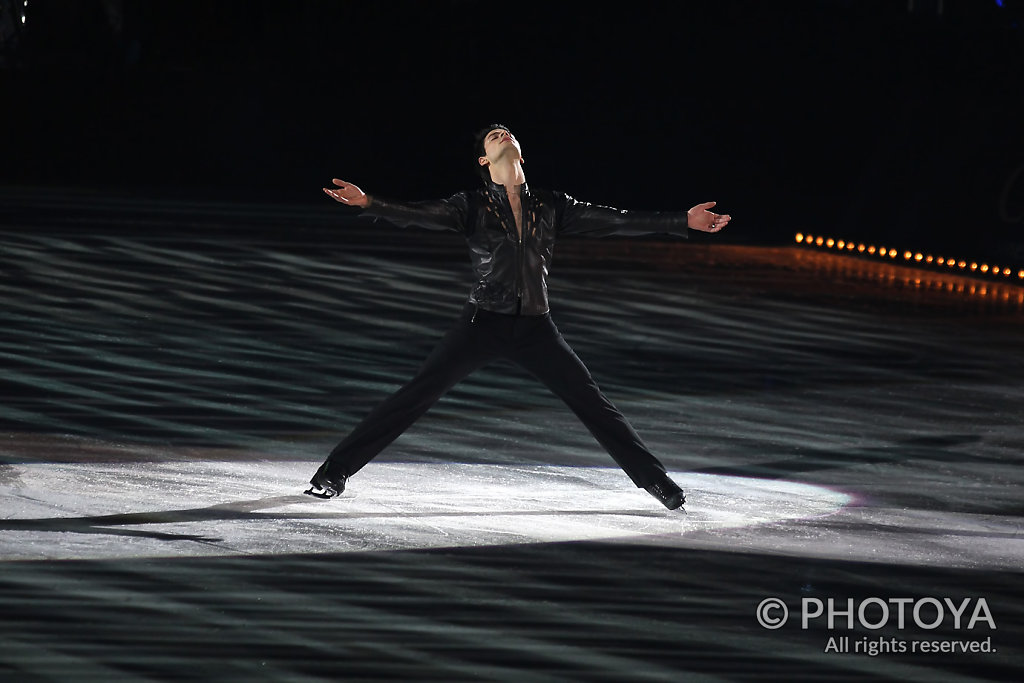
478, 128, 522, 169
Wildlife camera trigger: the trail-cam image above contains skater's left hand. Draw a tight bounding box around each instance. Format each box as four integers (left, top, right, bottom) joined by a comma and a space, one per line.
688, 202, 730, 233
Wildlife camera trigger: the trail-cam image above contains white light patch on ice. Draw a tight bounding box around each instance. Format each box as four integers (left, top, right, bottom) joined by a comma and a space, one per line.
0, 461, 851, 560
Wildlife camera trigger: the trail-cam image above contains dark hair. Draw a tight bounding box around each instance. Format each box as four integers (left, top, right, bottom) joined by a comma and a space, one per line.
473, 123, 512, 183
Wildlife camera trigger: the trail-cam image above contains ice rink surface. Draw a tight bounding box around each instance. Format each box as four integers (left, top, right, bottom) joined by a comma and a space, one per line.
1, 192, 1022, 681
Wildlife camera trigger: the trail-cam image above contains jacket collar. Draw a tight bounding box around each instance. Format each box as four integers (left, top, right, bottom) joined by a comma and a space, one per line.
484, 179, 530, 197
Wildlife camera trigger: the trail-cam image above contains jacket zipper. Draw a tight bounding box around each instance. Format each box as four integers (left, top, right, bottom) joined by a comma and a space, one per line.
483, 186, 525, 318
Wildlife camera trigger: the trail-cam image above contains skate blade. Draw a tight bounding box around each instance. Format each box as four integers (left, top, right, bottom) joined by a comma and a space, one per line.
303, 486, 337, 500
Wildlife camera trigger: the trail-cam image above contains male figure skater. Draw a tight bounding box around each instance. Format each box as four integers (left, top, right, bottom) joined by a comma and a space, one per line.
306, 124, 730, 509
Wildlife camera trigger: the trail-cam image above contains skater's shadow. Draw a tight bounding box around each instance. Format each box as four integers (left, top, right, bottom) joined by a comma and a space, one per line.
0, 496, 313, 544
0, 495, 669, 545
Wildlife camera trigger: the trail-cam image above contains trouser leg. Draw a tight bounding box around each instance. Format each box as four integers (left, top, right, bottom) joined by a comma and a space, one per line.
325, 308, 498, 476
510, 316, 669, 488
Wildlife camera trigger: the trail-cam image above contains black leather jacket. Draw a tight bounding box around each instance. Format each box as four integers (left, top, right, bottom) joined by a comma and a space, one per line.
360, 180, 690, 315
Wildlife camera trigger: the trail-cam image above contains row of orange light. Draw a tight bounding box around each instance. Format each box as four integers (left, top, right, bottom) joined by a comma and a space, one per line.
797, 262, 1024, 302
795, 233, 1024, 280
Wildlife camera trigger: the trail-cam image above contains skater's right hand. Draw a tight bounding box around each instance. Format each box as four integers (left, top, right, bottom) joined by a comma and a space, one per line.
323, 179, 369, 208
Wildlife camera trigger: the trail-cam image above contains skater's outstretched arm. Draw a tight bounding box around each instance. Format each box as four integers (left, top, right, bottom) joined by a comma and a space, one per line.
323, 178, 468, 234
556, 192, 731, 238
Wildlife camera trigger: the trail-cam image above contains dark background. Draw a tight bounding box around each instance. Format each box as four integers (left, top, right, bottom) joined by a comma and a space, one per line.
2, 0, 1023, 259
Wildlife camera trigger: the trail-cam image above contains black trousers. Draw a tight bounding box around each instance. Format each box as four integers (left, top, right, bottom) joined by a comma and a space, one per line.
326, 303, 669, 488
